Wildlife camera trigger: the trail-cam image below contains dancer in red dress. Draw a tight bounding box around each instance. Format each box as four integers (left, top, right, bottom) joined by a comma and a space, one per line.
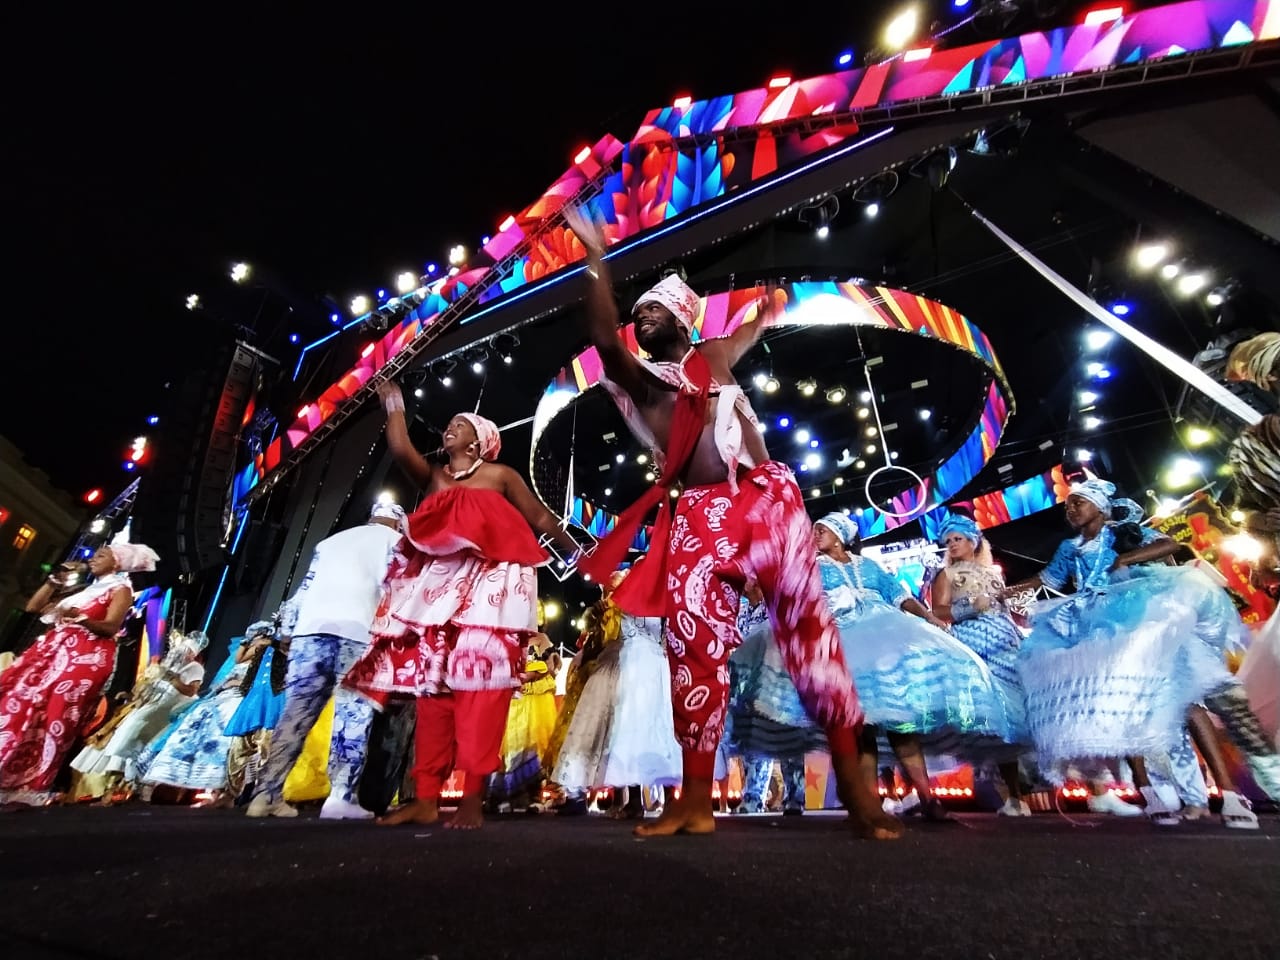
0, 542, 158, 808
345, 381, 580, 829
565, 206, 900, 839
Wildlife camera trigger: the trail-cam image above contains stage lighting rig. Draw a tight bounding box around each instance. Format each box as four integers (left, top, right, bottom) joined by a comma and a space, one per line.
798, 195, 840, 239
492, 332, 520, 365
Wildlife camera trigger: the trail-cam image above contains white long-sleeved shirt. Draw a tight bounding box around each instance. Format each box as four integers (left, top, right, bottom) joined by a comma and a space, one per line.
278, 522, 402, 644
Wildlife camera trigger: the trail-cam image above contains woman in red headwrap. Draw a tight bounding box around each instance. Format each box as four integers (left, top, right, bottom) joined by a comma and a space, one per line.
0, 542, 158, 808
344, 382, 580, 830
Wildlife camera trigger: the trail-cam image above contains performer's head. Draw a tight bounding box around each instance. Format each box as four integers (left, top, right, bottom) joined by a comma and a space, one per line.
814, 512, 861, 557
1064, 478, 1115, 531
632, 273, 699, 357
443, 412, 502, 463
368, 498, 406, 531
87, 547, 119, 577
936, 514, 991, 566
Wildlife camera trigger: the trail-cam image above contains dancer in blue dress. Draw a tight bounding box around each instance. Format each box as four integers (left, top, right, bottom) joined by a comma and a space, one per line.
1004, 479, 1278, 826
930, 514, 1033, 816
812, 512, 1014, 821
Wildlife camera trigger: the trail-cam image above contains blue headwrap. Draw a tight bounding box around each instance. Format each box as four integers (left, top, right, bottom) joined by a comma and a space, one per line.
815, 512, 859, 547
1068, 478, 1116, 513
244, 620, 274, 640
937, 514, 982, 546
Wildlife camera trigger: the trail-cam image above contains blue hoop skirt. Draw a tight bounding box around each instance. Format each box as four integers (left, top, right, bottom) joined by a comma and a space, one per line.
1018, 564, 1247, 778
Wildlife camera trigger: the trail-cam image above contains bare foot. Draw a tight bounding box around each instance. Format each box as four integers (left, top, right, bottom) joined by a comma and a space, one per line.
445, 793, 485, 830
831, 757, 904, 841
632, 799, 715, 837
376, 798, 439, 826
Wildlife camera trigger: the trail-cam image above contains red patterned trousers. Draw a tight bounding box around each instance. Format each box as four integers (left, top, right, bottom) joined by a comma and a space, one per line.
665, 461, 862, 777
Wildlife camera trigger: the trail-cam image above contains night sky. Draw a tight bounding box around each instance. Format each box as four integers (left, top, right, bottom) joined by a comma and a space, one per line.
6, 3, 1110, 500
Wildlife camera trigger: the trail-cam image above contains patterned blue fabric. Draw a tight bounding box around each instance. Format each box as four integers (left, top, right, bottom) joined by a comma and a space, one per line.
138, 656, 248, 790
1039, 524, 1164, 593
252, 634, 374, 805
1019, 546, 1248, 778
224, 647, 285, 736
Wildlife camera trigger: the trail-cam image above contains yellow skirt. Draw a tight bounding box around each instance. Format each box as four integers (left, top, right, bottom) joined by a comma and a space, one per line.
283, 697, 334, 803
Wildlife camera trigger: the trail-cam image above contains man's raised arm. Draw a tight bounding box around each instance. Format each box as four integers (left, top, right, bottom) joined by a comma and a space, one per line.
564, 205, 652, 407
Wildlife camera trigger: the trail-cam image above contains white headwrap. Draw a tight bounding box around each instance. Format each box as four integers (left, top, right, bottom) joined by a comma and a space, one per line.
633, 274, 701, 334
1068, 478, 1116, 513
457, 412, 502, 461
108, 542, 159, 573
369, 500, 406, 525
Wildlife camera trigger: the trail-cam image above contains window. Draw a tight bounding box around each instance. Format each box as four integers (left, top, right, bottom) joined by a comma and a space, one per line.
13, 524, 35, 551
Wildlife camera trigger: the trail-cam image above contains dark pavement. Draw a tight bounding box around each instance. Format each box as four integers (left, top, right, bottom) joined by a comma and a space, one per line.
0, 805, 1276, 960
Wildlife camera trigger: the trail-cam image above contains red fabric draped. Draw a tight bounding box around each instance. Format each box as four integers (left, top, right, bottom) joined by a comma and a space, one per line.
580, 349, 712, 616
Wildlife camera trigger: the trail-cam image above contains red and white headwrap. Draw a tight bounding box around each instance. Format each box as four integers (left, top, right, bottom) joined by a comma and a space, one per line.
633, 274, 701, 334
108, 542, 160, 573
457, 412, 502, 461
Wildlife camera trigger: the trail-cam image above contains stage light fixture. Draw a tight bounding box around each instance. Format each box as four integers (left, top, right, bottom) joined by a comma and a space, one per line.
852, 171, 899, 214
350, 295, 370, 315
799, 195, 839, 238
865, 203, 880, 219
1085, 329, 1113, 350
431, 358, 456, 387
837, 50, 854, 67
1079, 390, 1098, 405
826, 387, 847, 404
804, 452, 822, 470
856, 407, 870, 420
1176, 272, 1208, 296
396, 271, 417, 294
795, 429, 811, 444
778, 417, 791, 428
798, 379, 818, 397
1186, 426, 1213, 447
1082, 415, 1102, 430
185, 294, 200, 310
884, 6, 919, 49
919, 408, 932, 421
856, 459, 866, 470
1133, 243, 1169, 270
1205, 290, 1225, 307
1109, 302, 1132, 317
1076, 449, 1093, 462
763, 377, 780, 394
753, 372, 769, 388
448, 244, 468, 267
492, 332, 519, 365
1160, 262, 1180, 280
910, 148, 957, 191
230, 262, 251, 283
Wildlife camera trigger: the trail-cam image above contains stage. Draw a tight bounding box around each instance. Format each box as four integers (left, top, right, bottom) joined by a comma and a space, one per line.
1, 805, 1276, 959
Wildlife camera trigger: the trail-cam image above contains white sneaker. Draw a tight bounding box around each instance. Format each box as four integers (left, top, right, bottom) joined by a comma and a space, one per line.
998, 798, 1032, 817
1087, 792, 1143, 817
1139, 786, 1181, 826
246, 794, 298, 819
1219, 791, 1260, 830
319, 796, 375, 820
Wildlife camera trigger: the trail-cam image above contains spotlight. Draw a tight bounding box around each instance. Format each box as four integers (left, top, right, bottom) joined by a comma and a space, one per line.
799, 195, 839, 238
856, 407, 870, 420
1159, 262, 1180, 280
753, 372, 768, 388
1085, 329, 1114, 351
763, 376, 780, 394
185, 294, 200, 311
1205, 290, 1225, 307
856, 459, 866, 469
910, 148, 957, 191
859, 391, 872, 402
1176, 273, 1208, 296
448, 244, 468, 267
1109, 302, 1133, 317
836, 50, 854, 67
493, 332, 519, 365
350, 295, 370, 315
431, 357, 457, 387
919, 408, 932, 421
852, 170, 898, 215
1082, 415, 1102, 430
804, 452, 822, 469
1078, 390, 1098, 405
230, 262, 251, 283
795, 429, 811, 444
826, 387, 847, 404
1186, 426, 1213, 447
1133, 243, 1170, 270
798, 379, 818, 397
1076, 449, 1093, 462
883, 5, 919, 50
396, 271, 418, 294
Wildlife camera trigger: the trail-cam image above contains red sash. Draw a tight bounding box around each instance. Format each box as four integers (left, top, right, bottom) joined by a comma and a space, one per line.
580, 349, 712, 616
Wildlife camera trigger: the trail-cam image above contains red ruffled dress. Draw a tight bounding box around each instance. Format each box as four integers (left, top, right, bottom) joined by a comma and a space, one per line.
0, 579, 128, 802
345, 487, 548, 705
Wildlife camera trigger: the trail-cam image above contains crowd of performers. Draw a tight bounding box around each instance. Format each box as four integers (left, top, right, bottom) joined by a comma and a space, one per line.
2, 222, 1278, 838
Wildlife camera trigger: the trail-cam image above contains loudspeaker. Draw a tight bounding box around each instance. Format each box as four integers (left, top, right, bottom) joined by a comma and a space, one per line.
132, 340, 265, 582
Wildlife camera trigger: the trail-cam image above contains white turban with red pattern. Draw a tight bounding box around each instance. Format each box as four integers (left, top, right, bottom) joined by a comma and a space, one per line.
458, 412, 502, 461
633, 274, 701, 334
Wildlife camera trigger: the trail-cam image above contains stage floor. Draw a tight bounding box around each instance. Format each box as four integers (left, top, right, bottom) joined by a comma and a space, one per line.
1, 804, 1276, 959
